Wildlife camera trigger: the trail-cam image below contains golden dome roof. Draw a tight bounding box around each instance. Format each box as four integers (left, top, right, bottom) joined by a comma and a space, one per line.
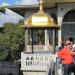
24, 0, 59, 28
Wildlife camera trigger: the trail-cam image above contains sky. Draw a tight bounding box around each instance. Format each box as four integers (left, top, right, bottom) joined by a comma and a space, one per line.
0, 9, 24, 27
0, 0, 38, 27
0, 0, 38, 5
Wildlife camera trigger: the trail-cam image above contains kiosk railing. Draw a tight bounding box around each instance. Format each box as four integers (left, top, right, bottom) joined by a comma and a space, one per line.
21, 52, 55, 72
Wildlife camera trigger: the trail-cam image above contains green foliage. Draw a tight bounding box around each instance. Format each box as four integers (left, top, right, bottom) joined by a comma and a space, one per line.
0, 44, 9, 61
0, 21, 25, 61
0, 7, 5, 14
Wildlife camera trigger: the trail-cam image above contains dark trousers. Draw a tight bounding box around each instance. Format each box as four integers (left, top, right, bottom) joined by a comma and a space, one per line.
63, 64, 71, 75
69, 64, 75, 75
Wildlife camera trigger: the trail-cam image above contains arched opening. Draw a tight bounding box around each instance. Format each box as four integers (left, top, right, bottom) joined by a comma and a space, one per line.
62, 10, 75, 42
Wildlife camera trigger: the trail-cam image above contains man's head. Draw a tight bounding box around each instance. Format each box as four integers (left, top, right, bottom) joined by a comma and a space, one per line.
65, 40, 73, 49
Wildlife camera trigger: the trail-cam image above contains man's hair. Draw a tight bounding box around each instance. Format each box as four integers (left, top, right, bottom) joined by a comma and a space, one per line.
65, 40, 71, 46
68, 37, 74, 44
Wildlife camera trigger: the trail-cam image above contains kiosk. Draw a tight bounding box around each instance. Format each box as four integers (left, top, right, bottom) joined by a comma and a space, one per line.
21, 0, 60, 75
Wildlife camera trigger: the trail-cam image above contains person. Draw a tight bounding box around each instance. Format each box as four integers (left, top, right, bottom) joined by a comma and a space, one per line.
57, 40, 75, 75
71, 43, 75, 75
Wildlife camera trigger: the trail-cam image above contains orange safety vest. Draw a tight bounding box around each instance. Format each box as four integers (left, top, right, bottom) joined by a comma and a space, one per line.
58, 47, 73, 64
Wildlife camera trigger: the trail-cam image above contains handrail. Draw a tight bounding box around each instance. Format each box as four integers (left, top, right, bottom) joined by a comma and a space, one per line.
21, 52, 54, 72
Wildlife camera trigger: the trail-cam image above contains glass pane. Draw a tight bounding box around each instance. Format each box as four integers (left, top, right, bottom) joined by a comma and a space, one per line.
28, 29, 45, 45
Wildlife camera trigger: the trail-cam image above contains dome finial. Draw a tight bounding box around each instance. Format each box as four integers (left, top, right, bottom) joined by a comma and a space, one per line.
39, 0, 43, 11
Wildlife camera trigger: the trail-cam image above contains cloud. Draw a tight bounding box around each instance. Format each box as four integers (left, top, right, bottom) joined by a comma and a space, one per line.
0, 0, 39, 27
1, 0, 38, 6
15, 0, 38, 5
1, 2, 10, 6
0, 9, 24, 27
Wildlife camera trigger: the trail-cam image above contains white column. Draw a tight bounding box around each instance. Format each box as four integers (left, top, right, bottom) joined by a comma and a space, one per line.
25, 29, 29, 53
44, 30, 49, 51
58, 16, 63, 46
58, 29, 61, 46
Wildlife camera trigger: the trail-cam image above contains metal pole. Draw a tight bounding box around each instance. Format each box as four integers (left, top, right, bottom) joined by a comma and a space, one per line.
31, 29, 33, 53
53, 29, 55, 53
53, 29, 58, 75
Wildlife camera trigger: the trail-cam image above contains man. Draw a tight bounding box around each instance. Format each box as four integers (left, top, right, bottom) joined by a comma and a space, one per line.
57, 40, 75, 75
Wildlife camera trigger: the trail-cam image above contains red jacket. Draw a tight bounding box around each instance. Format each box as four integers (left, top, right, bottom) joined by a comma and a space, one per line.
58, 47, 73, 64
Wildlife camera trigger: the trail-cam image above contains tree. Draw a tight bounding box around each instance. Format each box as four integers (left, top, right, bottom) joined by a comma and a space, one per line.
0, 7, 5, 14
0, 43, 9, 61
0, 21, 25, 61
